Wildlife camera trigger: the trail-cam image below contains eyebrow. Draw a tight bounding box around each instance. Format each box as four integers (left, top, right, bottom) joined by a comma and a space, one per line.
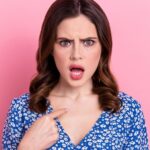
56, 37, 98, 41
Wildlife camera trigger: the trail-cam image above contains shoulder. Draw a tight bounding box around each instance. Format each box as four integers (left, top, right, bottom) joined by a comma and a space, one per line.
10, 93, 30, 109
118, 91, 142, 113
112, 92, 145, 127
8, 93, 41, 123
106, 91, 147, 134
116, 92, 148, 148
9, 93, 32, 116
3, 93, 39, 147
115, 91, 145, 125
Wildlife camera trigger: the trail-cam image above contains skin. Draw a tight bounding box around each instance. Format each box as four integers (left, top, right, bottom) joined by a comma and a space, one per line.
18, 14, 102, 149
52, 14, 101, 98
18, 109, 68, 150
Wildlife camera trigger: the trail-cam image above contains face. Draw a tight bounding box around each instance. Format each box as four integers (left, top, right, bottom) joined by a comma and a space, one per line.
53, 14, 101, 87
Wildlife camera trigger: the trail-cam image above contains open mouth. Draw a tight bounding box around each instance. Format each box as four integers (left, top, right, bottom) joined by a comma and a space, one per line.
69, 64, 84, 72
69, 64, 84, 80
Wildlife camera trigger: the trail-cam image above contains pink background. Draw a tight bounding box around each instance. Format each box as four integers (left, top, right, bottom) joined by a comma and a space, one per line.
0, 0, 149, 147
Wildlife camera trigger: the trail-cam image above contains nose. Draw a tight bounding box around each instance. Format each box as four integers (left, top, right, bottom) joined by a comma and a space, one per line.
69, 42, 83, 60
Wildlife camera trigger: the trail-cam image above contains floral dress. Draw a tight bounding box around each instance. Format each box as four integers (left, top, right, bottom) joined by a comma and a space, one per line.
2, 91, 149, 150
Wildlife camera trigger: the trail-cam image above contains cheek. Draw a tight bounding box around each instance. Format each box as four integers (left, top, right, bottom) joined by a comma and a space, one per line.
53, 44, 68, 63
86, 50, 101, 75
89, 50, 101, 65
53, 51, 67, 70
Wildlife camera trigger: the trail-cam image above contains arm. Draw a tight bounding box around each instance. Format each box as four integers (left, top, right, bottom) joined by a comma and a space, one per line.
2, 98, 24, 150
124, 102, 149, 150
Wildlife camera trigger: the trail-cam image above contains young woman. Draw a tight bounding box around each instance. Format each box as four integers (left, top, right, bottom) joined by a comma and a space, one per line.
3, 0, 149, 149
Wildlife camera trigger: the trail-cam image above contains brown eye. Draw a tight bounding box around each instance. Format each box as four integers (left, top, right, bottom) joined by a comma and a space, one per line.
59, 40, 71, 47
83, 40, 95, 47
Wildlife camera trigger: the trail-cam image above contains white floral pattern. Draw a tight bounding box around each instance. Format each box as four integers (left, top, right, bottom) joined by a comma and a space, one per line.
2, 91, 149, 150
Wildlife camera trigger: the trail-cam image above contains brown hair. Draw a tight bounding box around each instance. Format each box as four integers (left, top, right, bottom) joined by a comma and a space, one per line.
29, 0, 121, 113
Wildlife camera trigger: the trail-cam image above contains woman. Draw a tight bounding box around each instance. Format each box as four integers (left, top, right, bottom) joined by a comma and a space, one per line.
2, 0, 149, 149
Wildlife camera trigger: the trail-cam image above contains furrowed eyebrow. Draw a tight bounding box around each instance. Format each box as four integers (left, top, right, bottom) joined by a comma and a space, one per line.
80, 37, 98, 40
56, 37, 98, 41
56, 37, 73, 42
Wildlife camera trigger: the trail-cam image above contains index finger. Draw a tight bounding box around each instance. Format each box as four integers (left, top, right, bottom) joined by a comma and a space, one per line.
49, 108, 68, 119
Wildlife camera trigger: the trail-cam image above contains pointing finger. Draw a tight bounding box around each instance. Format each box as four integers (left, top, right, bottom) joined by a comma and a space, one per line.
49, 108, 68, 119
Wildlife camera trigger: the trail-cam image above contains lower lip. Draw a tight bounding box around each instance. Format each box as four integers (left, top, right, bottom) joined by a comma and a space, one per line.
70, 70, 84, 80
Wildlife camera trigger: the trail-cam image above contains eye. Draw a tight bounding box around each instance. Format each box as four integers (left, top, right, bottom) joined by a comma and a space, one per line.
59, 40, 71, 47
83, 39, 95, 47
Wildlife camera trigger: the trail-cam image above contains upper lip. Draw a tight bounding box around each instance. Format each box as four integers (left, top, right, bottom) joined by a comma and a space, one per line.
69, 64, 85, 71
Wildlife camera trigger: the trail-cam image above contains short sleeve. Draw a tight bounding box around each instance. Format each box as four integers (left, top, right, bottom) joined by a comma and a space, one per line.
124, 101, 149, 150
2, 98, 24, 150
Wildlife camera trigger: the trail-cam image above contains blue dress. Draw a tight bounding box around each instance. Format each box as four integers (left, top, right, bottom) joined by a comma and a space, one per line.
2, 91, 149, 150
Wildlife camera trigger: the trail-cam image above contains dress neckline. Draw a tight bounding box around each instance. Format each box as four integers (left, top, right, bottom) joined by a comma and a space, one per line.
47, 104, 106, 147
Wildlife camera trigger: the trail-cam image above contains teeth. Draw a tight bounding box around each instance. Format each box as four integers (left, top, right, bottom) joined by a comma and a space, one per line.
72, 72, 81, 76
71, 68, 83, 71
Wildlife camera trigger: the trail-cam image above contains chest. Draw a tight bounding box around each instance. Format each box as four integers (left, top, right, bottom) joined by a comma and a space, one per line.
49, 95, 102, 145
57, 109, 102, 146
54, 111, 126, 149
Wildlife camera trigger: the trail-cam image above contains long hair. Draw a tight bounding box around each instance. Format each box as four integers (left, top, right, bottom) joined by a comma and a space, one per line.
29, 0, 121, 113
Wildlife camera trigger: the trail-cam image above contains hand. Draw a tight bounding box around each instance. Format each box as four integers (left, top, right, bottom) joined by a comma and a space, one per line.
18, 108, 68, 150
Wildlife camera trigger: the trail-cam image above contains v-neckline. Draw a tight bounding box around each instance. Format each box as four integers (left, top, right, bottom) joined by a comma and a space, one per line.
47, 104, 106, 147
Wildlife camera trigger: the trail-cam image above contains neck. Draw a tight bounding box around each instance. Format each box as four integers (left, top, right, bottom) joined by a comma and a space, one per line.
50, 78, 94, 100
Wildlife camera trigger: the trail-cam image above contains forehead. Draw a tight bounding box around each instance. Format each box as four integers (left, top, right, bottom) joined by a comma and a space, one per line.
56, 14, 98, 37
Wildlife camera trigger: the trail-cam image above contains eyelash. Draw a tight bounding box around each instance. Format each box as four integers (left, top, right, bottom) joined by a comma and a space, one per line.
59, 40, 71, 47
58, 39, 95, 47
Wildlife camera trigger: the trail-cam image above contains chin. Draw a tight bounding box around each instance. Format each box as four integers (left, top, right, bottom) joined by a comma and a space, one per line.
67, 78, 92, 88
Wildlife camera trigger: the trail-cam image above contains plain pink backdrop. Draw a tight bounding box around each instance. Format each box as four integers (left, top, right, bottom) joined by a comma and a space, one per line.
0, 0, 149, 148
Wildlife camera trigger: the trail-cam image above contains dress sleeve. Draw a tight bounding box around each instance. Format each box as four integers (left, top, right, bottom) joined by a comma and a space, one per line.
2, 98, 24, 150
124, 101, 149, 150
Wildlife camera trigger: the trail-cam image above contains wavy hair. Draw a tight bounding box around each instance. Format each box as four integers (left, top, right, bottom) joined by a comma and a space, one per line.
29, 0, 121, 113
